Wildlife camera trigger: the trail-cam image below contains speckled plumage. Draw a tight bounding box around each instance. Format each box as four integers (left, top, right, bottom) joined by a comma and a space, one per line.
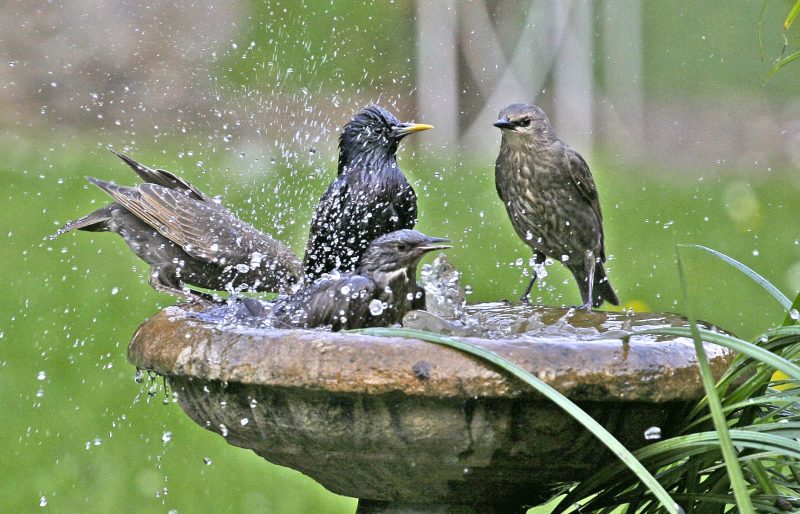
52, 151, 303, 301
273, 230, 450, 330
302, 106, 432, 281
494, 104, 619, 308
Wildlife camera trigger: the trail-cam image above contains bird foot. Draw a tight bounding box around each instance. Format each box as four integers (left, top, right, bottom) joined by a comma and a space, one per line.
577, 301, 593, 311
519, 294, 531, 305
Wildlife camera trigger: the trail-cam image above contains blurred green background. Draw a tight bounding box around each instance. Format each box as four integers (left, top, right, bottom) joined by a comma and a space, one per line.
2, 1, 799, 512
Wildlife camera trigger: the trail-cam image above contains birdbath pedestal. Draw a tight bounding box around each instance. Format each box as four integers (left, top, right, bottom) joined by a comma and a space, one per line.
128, 305, 732, 513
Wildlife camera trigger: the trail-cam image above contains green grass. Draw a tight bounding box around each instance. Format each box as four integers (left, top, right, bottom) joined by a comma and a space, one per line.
1, 139, 798, 512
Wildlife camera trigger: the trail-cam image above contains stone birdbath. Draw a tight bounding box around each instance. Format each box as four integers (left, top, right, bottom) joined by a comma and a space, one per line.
128, 300, 733, 513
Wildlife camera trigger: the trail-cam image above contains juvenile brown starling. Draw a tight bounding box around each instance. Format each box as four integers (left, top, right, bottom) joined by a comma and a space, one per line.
302, 106, 433, 281
493, 104, 619, 309
272, 229, 450, 330
52, 151, 303, 301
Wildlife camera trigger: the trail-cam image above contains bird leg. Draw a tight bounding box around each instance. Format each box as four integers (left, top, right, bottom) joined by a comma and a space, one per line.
520, 251, 547, 304
149, 270, 216, 307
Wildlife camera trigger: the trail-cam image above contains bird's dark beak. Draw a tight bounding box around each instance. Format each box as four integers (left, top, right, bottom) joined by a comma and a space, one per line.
493, 118, 515, 130
393, 122, 434, 138
417, 237, 452, 252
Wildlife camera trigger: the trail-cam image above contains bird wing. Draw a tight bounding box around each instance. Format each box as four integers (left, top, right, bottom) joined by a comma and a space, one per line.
566, 149, 602, 222
110, 149, 208, 201
566, 148, 606, 259
272, 275, 376, 329
302, 175, 350, 270
379, 180, 417, 229
102, 182, 267, 263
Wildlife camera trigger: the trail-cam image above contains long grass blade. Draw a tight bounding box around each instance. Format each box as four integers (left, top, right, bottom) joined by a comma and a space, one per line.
676, 246, 755, 513
767, 49, 800, 80
681, 244, 791, 309
782, 291, 800, 326
352, 326, 683, 514
785, 0, 800, 30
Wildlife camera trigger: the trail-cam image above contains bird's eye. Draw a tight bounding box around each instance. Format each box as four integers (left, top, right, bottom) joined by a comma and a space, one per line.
518, 117, 532, 127
397, 242, 409, 252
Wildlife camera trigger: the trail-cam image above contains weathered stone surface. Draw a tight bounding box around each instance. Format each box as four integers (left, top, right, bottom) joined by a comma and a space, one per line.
129, 305, 733, 509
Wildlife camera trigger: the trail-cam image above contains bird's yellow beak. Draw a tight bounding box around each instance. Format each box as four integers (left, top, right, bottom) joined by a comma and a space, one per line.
393, 123, 434, 138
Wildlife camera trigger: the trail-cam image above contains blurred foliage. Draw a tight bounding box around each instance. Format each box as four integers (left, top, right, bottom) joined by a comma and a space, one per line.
213, 1, 800, 99
218, 1, 416, 96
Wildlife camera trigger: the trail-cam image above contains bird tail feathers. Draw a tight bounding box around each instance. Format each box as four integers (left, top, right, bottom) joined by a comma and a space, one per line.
592, 263, 619, 307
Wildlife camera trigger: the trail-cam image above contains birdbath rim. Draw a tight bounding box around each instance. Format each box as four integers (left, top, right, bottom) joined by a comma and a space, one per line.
128, 305, 732, 403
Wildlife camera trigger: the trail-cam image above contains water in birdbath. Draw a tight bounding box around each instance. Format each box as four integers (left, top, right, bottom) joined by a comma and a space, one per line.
402, 253, 708, 342
189, 253, 708, 343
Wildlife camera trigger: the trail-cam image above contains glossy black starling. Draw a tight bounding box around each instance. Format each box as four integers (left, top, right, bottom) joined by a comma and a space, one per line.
493, 104, 619, 309
271, 229, 450, 331
302, 106, 433, 281
52, 150, 303, 301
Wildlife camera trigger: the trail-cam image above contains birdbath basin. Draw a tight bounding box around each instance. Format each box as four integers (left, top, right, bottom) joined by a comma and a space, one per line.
128, 304, 733, 513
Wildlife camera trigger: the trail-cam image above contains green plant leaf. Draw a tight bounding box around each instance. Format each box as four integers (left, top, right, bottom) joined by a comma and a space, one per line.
767, 49, 800, 80
351, 326, 683, 514
675, 247, 755, 514
785, 0, 800, 30
681, 244, 791, 310
782, 291, 800, 326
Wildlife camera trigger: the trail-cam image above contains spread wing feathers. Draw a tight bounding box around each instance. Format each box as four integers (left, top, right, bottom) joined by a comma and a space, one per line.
566, 149, 606, 260
87, 177, 281, 263
50, 204, 115, 238
109, 148, 208, 201
271, 275, 377, 329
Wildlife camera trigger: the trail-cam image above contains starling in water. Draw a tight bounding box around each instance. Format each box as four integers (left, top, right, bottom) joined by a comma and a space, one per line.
302, 106, 433, 281
52, 150, 303, 301
272, 229, 450, 330
493, 104, 619, 309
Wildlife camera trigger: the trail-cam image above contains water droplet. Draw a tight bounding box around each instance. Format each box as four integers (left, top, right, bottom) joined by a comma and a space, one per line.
162, 431, 172, 443
39, 496, 47, 507
219, 424, 228, 437
37, 371, 46, 381
644, 426, 662, 440
464, 285, 473, 295
111, 287, 119, 295
240, 418, 249, 426
134, 370, 144, 383
560, 254, 570, 262
249, 398, 258, 408
790, 309, 799, 320
369, 299, 385, 316
235, 264, 250, 273
203, 457, 212, 465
